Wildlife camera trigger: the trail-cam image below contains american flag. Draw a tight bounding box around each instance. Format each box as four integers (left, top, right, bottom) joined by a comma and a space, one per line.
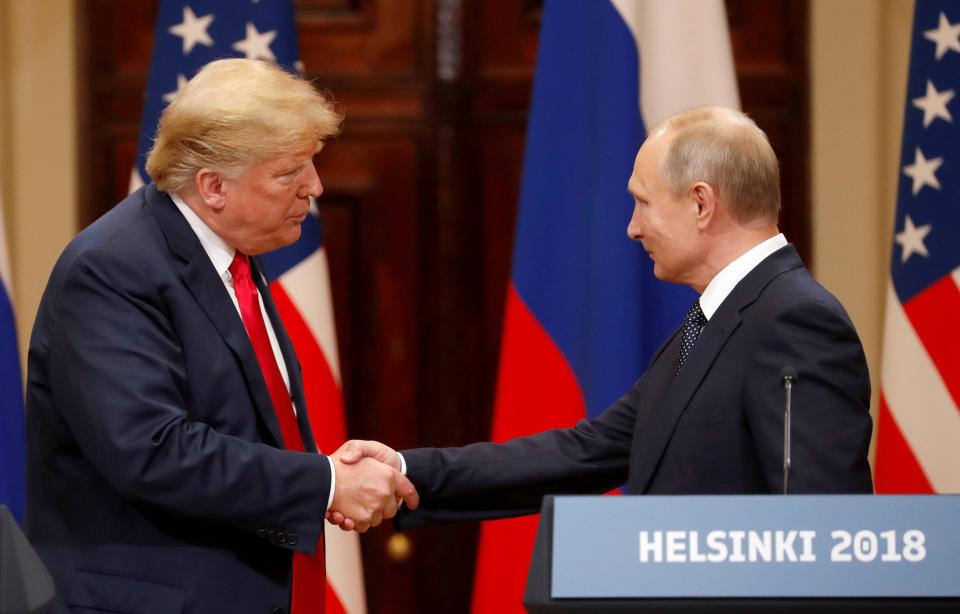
132, 2, 366, 612
875, 0, 960, 494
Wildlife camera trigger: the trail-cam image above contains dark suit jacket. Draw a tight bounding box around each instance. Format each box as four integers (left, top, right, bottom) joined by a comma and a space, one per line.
25, 185, 330, 614
399, 245, 873, 526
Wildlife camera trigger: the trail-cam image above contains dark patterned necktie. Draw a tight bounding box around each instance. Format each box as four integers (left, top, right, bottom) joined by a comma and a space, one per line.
675, 298, 707, 375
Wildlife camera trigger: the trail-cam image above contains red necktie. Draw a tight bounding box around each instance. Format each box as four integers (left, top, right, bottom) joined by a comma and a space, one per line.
230, 253, 326, 614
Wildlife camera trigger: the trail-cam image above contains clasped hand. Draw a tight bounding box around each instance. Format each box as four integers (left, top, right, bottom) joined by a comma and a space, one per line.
328, 440, 410, 533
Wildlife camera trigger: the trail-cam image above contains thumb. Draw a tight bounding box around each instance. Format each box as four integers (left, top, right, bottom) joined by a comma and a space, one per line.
336, 440, 366, 464
394, 472, 420, 510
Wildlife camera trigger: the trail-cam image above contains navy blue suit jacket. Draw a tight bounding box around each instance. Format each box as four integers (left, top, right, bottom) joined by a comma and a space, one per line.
25, 185, 330, 613
399, 245, 873, 526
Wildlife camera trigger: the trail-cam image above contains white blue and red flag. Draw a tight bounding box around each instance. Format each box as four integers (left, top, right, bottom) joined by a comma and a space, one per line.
0, 186, 25, 524
875, 0, 960, 494
470, 1, 739, 611
134, 2, 365, 612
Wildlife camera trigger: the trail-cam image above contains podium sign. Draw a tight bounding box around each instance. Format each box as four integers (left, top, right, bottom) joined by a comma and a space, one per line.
0, 505, 55, 614
551, 495, 960, 599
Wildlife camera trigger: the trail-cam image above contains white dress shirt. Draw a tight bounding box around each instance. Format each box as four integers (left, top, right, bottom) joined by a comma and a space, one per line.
698, 233, 788, 321
172, 193, 336, 507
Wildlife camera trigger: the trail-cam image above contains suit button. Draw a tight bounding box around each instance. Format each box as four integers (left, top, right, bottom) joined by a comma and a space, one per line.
287, 532, 297, 546
277, 531, 288, 544
267, 530, 276, 541
257, 529, 267, 539
271, 606, 286, 614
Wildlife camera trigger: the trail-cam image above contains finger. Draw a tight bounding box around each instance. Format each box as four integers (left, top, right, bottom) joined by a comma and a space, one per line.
395, 473, 420, 510
346, 440, 400, 469
369, 510, 383, 528
381, 495, 399, 520
327, 510, 346, 525
338, 440, 387, 465
338, 518, 356, 532
362, 441, 393, 466
354, 520, 370, 534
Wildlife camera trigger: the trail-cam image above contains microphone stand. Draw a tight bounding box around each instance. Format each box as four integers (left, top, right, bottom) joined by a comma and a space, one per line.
780, 367, 796, 495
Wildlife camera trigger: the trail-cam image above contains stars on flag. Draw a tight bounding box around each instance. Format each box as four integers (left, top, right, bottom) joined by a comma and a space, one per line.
923, 11, 960, 60
895, 216, 932, 263
894, 11, 960, 270
166, 9, 278, 62
168, 6, 214, 54
902, 147, 943, 195
159, 9, 280, 120
912, 80, 954, 128
232, 22, 278, 60
162, 73, 189, 103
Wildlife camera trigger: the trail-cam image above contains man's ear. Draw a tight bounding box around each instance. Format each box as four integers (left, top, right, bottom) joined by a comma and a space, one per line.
690, 182, 718, 228
194, 168, 228, 212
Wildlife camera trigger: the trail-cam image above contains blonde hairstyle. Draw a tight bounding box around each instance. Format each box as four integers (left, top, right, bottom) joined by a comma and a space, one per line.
653, 106, 780, 225
146, 59, 342, 193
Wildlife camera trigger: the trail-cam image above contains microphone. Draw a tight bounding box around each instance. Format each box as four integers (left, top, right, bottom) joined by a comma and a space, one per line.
780, 367, 797, 494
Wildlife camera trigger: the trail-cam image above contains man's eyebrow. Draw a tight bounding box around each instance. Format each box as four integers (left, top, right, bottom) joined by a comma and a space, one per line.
274, 162, 304, 175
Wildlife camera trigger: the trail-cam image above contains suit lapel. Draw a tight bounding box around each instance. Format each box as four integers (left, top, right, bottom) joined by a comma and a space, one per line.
638, 326, 684, 412
631, 245, 805, 493
630, 308, 741, 492
146, 185, 285, 447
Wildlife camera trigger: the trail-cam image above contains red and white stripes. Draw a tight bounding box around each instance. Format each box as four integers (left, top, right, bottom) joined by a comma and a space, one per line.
876, 270, 960, 493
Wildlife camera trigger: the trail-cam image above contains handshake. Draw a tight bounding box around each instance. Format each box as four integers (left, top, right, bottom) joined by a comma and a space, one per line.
327, 440, 412, 533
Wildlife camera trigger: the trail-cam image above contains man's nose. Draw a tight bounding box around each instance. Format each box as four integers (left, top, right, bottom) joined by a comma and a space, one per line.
301, 163, 323, 198
626, 215, 643, 241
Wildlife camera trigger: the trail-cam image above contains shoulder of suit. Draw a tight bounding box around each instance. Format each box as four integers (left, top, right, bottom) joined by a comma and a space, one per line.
752, 267, 854, 329
52, 192, 169, 288
71, 192, 164, 254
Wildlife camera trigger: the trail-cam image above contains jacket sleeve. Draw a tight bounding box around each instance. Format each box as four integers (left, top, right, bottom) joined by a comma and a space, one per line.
45, 247, 331, 554
397, 384, 640, 528
743, 299, 874, 494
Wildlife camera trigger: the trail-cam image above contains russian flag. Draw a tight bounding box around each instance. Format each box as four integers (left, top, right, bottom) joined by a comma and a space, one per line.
470, 1, 738, 611
0, 187, 25, 524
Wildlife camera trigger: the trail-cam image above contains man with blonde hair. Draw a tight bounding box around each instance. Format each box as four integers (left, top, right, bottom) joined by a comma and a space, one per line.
26, 59, 415, 613
331, 106, 873, 530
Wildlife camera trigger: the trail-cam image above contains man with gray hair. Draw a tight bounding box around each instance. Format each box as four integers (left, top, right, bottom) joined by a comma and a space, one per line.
25, 59, 414, 613
331, 106, 873, 530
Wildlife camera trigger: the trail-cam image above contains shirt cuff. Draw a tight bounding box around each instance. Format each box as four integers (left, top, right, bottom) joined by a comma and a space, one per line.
398, 452, 407, 475
326, 455, 336, 509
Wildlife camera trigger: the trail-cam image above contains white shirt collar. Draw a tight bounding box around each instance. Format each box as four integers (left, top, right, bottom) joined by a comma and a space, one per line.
699, 233, 788, 320
170, 193, 236, 281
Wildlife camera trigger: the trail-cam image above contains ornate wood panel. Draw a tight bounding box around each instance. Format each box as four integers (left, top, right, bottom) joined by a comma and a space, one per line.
727, 0, 811, 262
78, 1, 808, 612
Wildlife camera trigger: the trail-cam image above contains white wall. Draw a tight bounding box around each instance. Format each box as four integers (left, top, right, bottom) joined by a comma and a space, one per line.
810, 0, 914, 463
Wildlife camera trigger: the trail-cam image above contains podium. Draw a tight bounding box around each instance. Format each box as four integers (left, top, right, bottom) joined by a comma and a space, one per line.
524, 496, 960, 613
0, 506, 54, 614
